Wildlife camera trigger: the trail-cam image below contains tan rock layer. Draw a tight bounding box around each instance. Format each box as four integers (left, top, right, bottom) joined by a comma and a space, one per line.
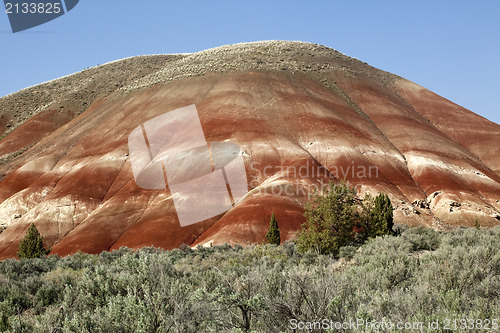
0, 41, 498, 259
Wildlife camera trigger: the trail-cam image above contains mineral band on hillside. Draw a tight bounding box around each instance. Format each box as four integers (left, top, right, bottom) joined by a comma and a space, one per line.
0, 41, 499, 259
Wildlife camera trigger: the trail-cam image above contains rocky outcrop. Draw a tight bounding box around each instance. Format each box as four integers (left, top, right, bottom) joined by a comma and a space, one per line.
0, 41, 499, 259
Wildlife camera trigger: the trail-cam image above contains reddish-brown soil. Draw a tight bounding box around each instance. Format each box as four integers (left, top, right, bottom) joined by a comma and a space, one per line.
0, 41, 498, 259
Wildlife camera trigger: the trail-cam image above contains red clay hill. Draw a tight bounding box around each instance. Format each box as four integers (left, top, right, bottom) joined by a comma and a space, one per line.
0, 41, 499, 259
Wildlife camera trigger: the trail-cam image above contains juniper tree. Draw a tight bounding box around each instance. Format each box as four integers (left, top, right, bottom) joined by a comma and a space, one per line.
17, 223, 50, 259
296, 181, 394, 256
296, 181, 361, 255
368, 193, 394, 237
265, 213, 281, 245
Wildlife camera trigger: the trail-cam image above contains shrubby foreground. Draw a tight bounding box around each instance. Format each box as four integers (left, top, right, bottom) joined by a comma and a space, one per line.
0, 226, 499, 332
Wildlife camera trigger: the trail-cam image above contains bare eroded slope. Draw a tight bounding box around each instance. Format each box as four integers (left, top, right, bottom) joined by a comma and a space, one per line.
0, 41, 498, 259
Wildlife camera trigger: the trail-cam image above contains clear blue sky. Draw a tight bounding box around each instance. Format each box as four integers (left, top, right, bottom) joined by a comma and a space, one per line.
1, 1, 499, 125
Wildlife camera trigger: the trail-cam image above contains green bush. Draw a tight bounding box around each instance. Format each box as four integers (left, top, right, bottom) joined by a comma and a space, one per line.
17, 224, 50, 259
0, 227, 498, 332
295, 181, 394, 256
367, 193, 394, 237
402, 226, 442, 251
265, 213, 281, 245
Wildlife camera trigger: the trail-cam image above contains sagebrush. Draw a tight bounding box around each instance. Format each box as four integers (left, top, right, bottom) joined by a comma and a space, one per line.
0, 227, 498, 332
